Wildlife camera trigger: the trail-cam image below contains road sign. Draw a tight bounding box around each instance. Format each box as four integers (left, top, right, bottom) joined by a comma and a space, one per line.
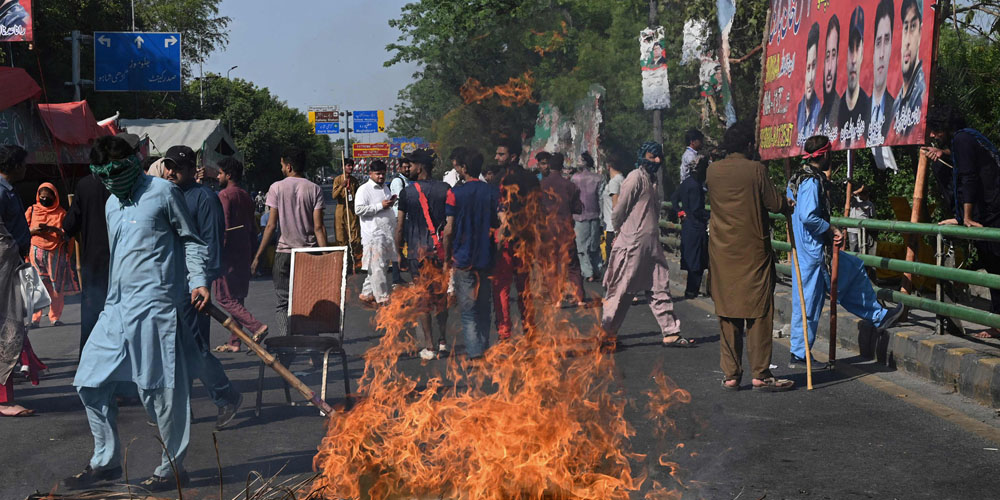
314, 111, 339, 122
353, 142, 390, 158
352, 109, 385, 133
315, 122, 340, 134
94, 31, 182, 92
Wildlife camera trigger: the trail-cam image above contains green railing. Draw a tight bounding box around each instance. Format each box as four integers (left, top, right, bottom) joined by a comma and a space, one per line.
660, 202, 1000, 332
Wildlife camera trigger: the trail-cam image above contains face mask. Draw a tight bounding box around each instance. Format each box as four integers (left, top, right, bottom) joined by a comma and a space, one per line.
39, 198, 55, 208
90, 156, 142, 203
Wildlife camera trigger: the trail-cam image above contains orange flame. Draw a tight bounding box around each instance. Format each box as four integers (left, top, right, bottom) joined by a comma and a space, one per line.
310, 190, 694, 499
530, 21, 568, 56
460, 71, 535, 106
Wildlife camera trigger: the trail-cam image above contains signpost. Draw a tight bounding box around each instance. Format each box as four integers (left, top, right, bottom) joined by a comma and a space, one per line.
352, 143, 390, 158
94, 31, 182, 92
352, 110, 385, 133
308, 106, 340, 135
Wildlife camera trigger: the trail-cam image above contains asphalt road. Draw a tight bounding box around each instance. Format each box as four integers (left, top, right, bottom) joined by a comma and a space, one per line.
3, 192, 999, 499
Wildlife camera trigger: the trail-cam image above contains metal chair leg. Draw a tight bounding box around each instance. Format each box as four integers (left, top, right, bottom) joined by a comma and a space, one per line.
340, 349, 351, 405
255, 359, 265, 418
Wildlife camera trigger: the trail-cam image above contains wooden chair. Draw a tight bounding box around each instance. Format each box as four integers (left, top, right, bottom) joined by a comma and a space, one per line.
254, 246, 350, 416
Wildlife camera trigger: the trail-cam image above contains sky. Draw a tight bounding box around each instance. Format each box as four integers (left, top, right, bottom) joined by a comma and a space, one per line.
201, 0, 419, 142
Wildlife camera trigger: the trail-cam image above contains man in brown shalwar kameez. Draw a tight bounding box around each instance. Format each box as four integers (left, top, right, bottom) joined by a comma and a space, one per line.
332, 158, 362, 267
601, 142, 690, 350
706, 122, 793, 392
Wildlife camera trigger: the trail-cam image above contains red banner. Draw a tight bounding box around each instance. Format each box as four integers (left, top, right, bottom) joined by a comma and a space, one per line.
758, 0, 935, 160
0, 0, 32, 42
352, 142, 390, 158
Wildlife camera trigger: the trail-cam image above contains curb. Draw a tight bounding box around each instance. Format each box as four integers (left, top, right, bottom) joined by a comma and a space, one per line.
662, 253, 1000, 408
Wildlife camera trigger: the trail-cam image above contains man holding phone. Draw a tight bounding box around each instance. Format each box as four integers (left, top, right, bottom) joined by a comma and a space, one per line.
355, 160, 398, 306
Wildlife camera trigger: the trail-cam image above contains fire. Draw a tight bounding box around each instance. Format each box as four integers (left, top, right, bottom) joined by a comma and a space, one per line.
311, 189, 694, 499
531, 21, 568, 56
459, 71, 535, 106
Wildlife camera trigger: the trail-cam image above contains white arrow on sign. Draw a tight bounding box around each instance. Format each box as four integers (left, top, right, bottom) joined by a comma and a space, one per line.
164, 36, 177, 48
97, 35, 111, 48
134, 35, 144, 49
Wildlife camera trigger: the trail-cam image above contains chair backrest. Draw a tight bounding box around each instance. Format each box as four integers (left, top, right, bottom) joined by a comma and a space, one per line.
288, 246, 347, 338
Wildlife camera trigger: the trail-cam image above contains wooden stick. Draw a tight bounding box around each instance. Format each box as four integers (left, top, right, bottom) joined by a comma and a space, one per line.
201, 301, 335, 415
68, 194, 83, 289
225, 225, 244, 232
785, 159, 813, 390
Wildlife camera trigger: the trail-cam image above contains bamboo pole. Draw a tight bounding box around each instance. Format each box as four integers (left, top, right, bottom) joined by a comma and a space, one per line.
67, 194, 83, 289
784, 159, 813, 389
201, 301, 335, 415
902, 152, 929, 295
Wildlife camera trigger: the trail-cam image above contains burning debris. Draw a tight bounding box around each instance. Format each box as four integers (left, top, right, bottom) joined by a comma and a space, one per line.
310, 193, 696, 500
459, 72, 535, 106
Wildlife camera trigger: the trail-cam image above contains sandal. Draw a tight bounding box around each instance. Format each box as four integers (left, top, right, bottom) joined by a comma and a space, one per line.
0, 404, 35, 417
214, 344, 239, 353
721, 379, 740, 391
751, 377, 795, 392
661, 335, 695, 348
251, 326, 269, 344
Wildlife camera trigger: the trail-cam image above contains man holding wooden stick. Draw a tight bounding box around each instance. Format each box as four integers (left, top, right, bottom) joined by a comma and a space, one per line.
787, 135, 904, 370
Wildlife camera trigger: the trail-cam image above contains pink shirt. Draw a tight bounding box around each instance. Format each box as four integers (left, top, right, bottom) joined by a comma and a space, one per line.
265, 176, 324, 253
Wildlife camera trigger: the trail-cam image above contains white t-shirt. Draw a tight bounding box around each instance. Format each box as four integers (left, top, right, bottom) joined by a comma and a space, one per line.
601, 173, 624, 230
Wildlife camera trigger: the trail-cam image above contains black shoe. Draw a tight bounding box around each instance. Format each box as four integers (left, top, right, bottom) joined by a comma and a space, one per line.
684, 292, 698, 300
789, 354, 828, 370
63, 465, 123, 489
139, 471, 190, 492
29, 321, 39, 329
53, 320, 65, 326
216, 392, 243, 430
879, 303, 905, 330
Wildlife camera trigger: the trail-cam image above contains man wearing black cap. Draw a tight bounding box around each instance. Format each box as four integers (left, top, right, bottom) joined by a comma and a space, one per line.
396, 149, 451, 359
838, 6, 871, 148
163, 145, 243, 429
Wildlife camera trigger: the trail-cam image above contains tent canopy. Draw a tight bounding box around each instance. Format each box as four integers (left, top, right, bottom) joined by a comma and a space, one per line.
120, 119, 243, 170
0, 67, 42, 112
37, 101, 107, 145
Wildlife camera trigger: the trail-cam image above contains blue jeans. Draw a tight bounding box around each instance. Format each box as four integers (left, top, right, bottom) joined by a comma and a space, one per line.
453, 268, 492, 358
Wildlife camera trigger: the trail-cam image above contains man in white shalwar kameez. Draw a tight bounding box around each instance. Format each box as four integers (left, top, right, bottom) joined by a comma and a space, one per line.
355, 160, 398, 305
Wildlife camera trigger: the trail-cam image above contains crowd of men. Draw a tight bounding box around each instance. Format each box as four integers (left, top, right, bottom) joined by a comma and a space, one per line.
0, 98, 997, 490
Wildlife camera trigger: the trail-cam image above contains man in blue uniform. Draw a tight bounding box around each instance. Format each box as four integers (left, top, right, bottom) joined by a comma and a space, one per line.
787, 135, 904, 369
66, 136, 211, 492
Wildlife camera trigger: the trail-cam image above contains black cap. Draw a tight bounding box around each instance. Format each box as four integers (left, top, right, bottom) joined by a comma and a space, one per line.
404, 148, 436, 166
164, 145, 196, 170
849, 6, 865, 45
116, 133, 141, 152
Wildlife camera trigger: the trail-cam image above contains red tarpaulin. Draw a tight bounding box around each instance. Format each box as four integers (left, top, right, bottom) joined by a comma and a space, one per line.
37, 101, 107, 145
0, 66, 41, 111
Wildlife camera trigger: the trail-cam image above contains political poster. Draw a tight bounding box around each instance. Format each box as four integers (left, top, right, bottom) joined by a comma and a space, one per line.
758, 0, 935, 160
639, 26, 670, 110
0, 0, 32, 42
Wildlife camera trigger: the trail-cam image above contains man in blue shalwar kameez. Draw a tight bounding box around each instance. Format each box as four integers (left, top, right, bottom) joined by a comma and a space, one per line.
65, 136, 211, 492
787, 135, 904, 370
163, 145, 243, 430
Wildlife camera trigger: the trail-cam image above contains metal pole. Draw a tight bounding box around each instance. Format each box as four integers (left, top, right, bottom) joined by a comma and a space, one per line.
131, 0, 136, 31
936, 233, 944, 335
71, 30, 81, 101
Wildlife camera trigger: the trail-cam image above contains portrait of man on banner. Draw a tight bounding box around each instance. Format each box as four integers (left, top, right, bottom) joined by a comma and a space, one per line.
639, 26, 671, 110
0, 0, 32, 42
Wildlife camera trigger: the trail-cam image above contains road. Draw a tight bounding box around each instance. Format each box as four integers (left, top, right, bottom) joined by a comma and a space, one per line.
3, 191, 999, 499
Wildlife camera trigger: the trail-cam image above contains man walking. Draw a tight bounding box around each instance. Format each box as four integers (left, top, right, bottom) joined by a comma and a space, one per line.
493, 137, 540, 338
601, 142, 687, 350
332, 158, 361, 267
0, 144, 30, 258
355, 160, 397, 306
163, 146, 243, 428
707, 122, 792, 391
252, 149, 327, 337
395, 149, 451, 359
213, 157, 268, 352
67, 135, 210, 491
571, 152, 604, 282
787, 135, 904, 369
443, 150, 499, 359
540, 152, 586, 305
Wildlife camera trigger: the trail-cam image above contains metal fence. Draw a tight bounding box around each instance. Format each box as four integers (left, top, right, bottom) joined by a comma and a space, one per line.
660, 202, 1000, 333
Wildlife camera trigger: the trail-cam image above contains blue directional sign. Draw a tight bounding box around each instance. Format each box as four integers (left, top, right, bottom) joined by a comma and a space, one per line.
352, 110, 385, 133
94, 32, 182, 92
315, 122, 340, 134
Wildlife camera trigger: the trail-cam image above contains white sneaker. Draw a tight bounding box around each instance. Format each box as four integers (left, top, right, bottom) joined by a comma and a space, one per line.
438, 341, 448, 353
419, 348, 436, 360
